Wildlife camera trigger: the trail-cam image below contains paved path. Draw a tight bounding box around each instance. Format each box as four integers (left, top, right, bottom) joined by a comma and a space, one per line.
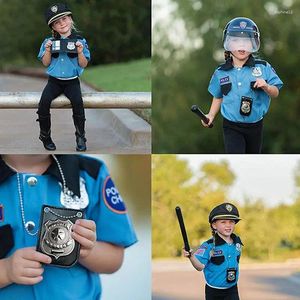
152, 260, 300, 300
0, 74, 150, 153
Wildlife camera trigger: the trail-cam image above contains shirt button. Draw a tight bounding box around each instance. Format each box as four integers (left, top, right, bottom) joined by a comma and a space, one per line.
27, 177, 37, 186
238, 82, 242, 86
25, 221, 35, 232
237, 68, 241, 71
62, 72, 65, 74
228, 255, 231, 258
61, 59, 64, 61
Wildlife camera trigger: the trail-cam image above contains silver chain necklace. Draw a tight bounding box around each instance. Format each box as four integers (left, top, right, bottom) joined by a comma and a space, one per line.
16, 155, 69, 236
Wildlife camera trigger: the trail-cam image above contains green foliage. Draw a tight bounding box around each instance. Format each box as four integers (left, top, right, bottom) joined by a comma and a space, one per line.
82, 58, 151, 91
0, 0, 150, 68
152, 155, 300, 261
153, 0, 300, 153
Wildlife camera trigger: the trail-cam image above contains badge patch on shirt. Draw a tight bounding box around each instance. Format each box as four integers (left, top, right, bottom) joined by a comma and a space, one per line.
0, 205, 3, 222
236, 243, 241, 252
220, 76, 230, 84
103, 177, 127, 214
252, 67, 262, 77
212, 249, 223, 256
195, 248, 205, 257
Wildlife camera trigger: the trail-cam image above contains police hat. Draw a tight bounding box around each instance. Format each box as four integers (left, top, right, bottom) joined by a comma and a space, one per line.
45, 3, 72, 26
209, 203, 241, 223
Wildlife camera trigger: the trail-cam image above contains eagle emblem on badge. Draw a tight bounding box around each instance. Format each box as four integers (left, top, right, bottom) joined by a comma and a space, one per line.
226, 204, 233, 212
51, 5, 58, 13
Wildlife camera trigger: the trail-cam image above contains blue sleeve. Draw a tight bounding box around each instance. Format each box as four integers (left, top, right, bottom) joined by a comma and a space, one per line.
80, 38, 91, 61
37, 38, 50, 61
194, 242, 211, 266
208, 70, 222, 98
266, 63, 283, 90
89, 162, 137, 248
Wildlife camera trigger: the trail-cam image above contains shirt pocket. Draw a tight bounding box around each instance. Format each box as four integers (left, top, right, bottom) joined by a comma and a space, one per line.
221, 83, 232, 96
211, 255, 225, 265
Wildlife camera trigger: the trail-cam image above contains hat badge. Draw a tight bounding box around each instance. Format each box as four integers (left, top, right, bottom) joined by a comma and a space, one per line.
226, 204, 233, 212
51, 5, 58, 13
240, 21, 247, 29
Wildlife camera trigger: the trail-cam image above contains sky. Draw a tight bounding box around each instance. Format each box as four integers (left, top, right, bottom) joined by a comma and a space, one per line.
179, 154, 299, 207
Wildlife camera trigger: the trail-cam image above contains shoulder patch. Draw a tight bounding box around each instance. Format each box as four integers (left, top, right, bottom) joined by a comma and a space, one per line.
255, 59, 267, 66
103, 176, 127, 214
195, 248, 206, 257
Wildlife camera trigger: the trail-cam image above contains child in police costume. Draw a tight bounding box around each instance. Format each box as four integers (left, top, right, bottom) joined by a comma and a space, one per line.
183, 203, 242, 300
37, 3, 90, 151
0, 155, 137, 299
202, 17, 283, 153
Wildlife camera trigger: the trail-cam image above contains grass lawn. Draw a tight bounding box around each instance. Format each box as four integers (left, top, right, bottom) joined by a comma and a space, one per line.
82, 58, 151, 92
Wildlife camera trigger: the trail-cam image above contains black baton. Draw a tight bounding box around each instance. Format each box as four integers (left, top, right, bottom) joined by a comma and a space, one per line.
191, 105, 213, 128
175, 206, 190, 253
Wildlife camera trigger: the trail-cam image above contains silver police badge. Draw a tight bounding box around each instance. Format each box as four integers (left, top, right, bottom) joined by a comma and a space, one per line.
252, 67, 262, 77
226, 204, 233, 212
41, 219, 75, 259
51, 5, 58, 13
67, 41, 76, 50
241, 101, 251, 114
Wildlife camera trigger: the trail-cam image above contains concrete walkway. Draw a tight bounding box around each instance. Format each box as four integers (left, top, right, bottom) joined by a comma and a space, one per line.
0, 74, 151, 153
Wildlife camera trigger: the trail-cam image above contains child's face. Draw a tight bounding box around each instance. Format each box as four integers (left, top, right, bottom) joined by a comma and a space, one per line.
51, 15, 72, 36
212, 219, 235, 237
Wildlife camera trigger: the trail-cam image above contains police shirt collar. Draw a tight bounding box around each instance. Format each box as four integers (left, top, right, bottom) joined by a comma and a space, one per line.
45, 155, 81, 197
215, 233, 243, 246
56, 32, 77, 39
0, 155, 81, 198
0, 157, 15, 183
219, 55, 255, 70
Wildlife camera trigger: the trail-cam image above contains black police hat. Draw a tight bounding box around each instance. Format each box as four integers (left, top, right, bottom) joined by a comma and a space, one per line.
209, 203, 241, 223
45, 3, 72, 26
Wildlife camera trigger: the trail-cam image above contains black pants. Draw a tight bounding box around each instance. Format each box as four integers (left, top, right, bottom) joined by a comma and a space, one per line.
205, 284, 240, 300
223, 118, 263, 154
37, 76, 85, 117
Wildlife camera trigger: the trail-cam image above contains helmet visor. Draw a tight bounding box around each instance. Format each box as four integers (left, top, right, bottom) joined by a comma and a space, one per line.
224, 32, 260, 52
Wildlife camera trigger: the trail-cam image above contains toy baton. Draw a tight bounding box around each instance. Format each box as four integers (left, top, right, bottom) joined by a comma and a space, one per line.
175, 206, 190, 253
191, 105, 213, 128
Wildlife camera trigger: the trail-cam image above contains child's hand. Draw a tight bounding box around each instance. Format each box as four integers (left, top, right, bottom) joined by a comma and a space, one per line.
76, 41, 84, 54
45, 39, 53, 52
182, 248, 193, 258
72, 219, 97, 258
254, 78, 268, 90
5, 247, 51, 285
201, 113, 214, 128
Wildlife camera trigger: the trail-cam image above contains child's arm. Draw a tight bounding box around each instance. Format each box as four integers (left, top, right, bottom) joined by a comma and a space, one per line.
254, 78, 279, 98
202, 97, 222, 127
182, 249, 205, 271
76, 41, 88, 68
72, 219, 124, 273
0, 247, 51, 288
41, 40, 53, 67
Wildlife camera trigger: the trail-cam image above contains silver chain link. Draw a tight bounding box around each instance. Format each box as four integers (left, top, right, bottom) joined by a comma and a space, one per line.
17, 155, 69, 236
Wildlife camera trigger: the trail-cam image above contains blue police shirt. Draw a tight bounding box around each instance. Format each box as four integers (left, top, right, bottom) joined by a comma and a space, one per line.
194, 233, 243, 289
0, 155, 137, 300
38, 34, 91, 79
208, 55, 283, 123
